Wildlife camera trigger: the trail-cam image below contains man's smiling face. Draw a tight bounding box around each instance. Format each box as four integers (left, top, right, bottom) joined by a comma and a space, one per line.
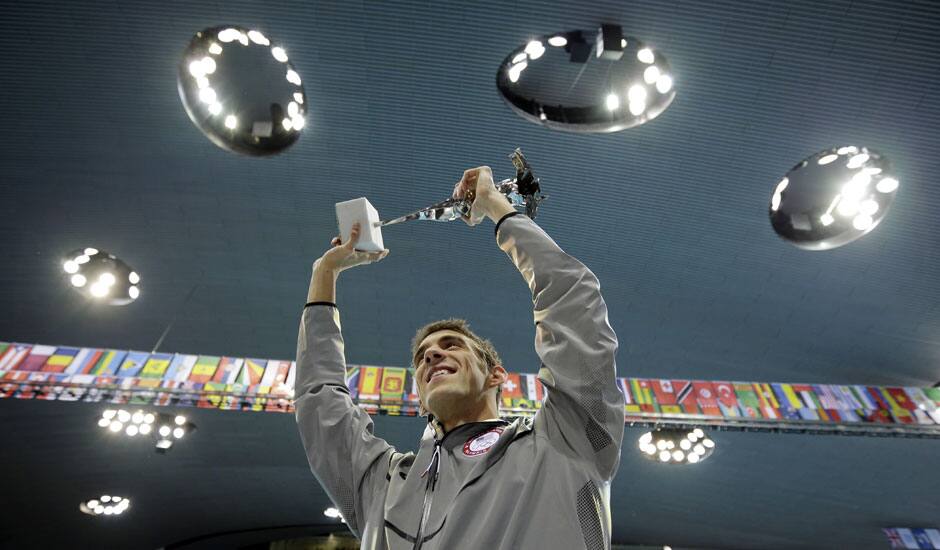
414, 329, 491, 417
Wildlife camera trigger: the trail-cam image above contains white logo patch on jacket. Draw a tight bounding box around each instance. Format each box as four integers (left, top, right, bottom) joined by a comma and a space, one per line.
463, 427, 503, 457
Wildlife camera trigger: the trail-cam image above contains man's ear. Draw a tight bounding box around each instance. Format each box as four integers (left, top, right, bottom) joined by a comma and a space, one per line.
488, 365, 508, 390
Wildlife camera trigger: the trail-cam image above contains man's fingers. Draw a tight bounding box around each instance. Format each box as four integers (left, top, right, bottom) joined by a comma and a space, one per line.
345, 222, 361, 249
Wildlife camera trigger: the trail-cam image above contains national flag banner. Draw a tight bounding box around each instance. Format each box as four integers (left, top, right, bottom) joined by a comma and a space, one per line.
834, 385, 862, 410
167, 354, 198, 382
285, 361, 297, 396
345, 366, 360, 399
0, 344, 31, 371
222, 383, 245, 410
522, 373, 545, 403
40, 347, 79, 373
616, 378, 633, 405
752, 383, 780, 419
262, 360, 292, 395
358, 366, 383, 402
787, 385, 820, 421
245, 384, 267, 411
238, 358, 267, 386
692, 381, 721, 417
116, 351, 150, 378
894, 528, 920, 549
90, 350, 127, 376
501, 373, 523, 408
139, 354, 173, 379
886, 387, 917, 411
36, 373, 66, 401
211, 357, 244, 384
380, 367, 407, 404
672, 380, 701, 415
713, 382, 742, 417
650, 380, 677, 406
631, 379, 659, 413
732, 383, 762, 418
64, 348, 101, 375
0, 343, 7, 357
187, 355, 221, 383
848, 385, 878, 410
15, 372, 49, 399
904, 387, 937, 412
18, 345, 56, 372
909, 529, 939, 549
265, 393, 292, 413
924, 387, 940, 406
404, 368, 419, 403
924, 529, 940, 549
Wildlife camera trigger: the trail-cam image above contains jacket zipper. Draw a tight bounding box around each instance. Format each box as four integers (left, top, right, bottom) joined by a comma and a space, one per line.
413, 440, 441, 550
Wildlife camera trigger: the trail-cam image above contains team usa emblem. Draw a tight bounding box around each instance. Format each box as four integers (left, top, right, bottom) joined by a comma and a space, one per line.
463, 427, 504, 457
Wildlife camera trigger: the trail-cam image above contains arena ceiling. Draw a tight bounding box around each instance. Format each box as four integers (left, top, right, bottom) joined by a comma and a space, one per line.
1, 0, 938, 548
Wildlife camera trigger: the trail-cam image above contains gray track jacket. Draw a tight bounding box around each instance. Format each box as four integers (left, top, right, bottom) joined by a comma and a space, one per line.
295, 214, 624, 549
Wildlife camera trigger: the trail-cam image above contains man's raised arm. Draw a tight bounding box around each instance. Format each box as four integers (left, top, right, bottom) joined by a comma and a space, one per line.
294, 225, 392, 537
455, 167, 624, 481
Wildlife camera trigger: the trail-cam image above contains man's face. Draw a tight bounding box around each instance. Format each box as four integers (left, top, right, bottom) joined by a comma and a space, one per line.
413, 329, 491, 417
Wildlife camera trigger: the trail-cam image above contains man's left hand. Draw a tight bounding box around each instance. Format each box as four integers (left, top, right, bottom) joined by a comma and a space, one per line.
452, 166, 515, 226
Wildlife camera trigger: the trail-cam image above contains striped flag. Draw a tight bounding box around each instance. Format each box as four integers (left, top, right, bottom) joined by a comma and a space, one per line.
90, 350, 127, 376
522, 373, 545, 403
631, 379, 658, 413
358, 366, 383, 402
753, 383, 781, 419
673, 380, 700, 415
64, 348, 101, 375
0, 344, 31, 371
139, 354, 173, 379
260, 360, 291, 392
18, 345, 56, 372
211, 357, 244, 384
41, 347, 79, 373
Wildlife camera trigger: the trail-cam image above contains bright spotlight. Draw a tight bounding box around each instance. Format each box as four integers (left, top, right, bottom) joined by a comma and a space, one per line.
637, 48, 655, 64
606, 93, 620, 111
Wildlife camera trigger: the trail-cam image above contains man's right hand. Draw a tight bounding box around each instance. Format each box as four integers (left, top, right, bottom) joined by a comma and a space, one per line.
308, 223, 388, 303
315, 222, 389, 275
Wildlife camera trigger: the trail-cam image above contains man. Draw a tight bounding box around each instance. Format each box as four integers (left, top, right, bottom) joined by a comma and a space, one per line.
295, 166, 624, 549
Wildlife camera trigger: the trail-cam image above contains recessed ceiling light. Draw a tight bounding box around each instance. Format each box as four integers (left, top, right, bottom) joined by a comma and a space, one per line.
179, 25, 307, 156
496, 26, 676, 132
770, 146, 898, 250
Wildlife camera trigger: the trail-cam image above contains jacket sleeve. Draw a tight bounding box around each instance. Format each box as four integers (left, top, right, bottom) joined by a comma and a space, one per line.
294, 304, 395, 537
497, 215, 625, 480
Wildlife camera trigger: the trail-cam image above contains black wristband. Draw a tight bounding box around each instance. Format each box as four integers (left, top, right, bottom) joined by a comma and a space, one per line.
494, 211, 521, 236
304, 301, 337, 309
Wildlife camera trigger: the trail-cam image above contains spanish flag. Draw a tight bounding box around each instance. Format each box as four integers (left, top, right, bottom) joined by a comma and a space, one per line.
358, 366, 383, 402
40, 347, 79, 373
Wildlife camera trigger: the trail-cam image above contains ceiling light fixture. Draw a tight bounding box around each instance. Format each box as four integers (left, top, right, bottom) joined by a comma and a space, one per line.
496, 24, 676, 132
98, 409, 196, 453
80, 495, 131, 517
638, 428, 715, 464
178, 25, 308, 156
769, 146, 899, 250
61, 249, 139, 306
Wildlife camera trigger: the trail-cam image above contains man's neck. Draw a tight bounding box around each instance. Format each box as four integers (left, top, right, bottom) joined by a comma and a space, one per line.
436, 407, 501, 434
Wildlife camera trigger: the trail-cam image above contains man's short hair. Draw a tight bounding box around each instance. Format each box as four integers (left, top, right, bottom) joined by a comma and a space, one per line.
411, 318, 503, 405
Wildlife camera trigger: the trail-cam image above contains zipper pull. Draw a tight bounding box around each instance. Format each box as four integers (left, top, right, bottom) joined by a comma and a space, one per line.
421, 442, 441, 479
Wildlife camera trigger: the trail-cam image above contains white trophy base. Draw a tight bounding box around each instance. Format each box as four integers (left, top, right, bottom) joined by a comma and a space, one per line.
335, 197, 385, 252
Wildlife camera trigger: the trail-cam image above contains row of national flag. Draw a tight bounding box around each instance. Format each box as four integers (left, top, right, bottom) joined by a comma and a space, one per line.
2, 342, 940, 425
884, 527, 940, 549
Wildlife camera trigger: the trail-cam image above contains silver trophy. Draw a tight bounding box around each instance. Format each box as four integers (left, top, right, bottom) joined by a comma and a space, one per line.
376, 148, 545, 227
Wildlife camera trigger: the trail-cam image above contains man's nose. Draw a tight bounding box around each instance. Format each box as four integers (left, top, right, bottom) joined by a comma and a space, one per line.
424, 348, 444, 364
